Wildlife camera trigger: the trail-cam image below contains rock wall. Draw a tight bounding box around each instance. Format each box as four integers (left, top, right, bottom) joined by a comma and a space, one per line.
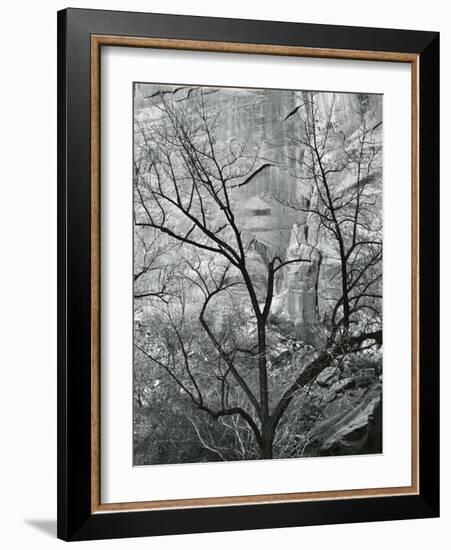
207, 87, 382, 343
135, 84, 382, 343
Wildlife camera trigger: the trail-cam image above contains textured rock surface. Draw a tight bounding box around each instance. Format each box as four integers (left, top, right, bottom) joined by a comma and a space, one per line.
134, 84, 382, 343
306, 382, 382, 456
134, 84, 383, 462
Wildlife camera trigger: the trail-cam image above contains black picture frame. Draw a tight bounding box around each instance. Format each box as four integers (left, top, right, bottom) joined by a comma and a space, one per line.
57, 7, 439, 541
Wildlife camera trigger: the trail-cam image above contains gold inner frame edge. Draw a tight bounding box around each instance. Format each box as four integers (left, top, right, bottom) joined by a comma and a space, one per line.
90, 35, 420, 514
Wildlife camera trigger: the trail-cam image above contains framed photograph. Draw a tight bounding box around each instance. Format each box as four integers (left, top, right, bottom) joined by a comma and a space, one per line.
57, 8, 439, 541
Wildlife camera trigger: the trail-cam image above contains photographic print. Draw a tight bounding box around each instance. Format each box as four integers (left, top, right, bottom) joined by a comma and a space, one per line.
133, 83, 383, 466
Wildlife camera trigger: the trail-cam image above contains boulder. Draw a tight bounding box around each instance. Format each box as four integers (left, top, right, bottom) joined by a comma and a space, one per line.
315, 366, 339, 388
305, 382, 382, 456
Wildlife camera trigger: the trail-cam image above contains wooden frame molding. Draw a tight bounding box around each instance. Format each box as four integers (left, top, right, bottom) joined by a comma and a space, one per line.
90, 34, 420, 515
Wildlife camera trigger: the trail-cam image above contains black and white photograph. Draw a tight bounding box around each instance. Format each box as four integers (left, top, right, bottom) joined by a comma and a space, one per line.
0, 0, 444, 546
133, 83, 383, 465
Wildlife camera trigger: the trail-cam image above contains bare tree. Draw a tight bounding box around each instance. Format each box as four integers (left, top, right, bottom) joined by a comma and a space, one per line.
134, 87, 382, 460
279, 91, 382, 338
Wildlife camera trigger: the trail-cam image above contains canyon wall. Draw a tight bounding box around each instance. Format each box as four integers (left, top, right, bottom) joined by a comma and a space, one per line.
134, 84, 382, 344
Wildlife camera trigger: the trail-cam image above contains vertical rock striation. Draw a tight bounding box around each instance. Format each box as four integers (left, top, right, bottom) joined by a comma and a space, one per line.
135, 84, 382, 344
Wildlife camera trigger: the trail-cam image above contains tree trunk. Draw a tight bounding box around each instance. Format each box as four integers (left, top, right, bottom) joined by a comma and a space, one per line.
339, 251, 350, 328
257, 320, 269, 420
260, 422, 275, 459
